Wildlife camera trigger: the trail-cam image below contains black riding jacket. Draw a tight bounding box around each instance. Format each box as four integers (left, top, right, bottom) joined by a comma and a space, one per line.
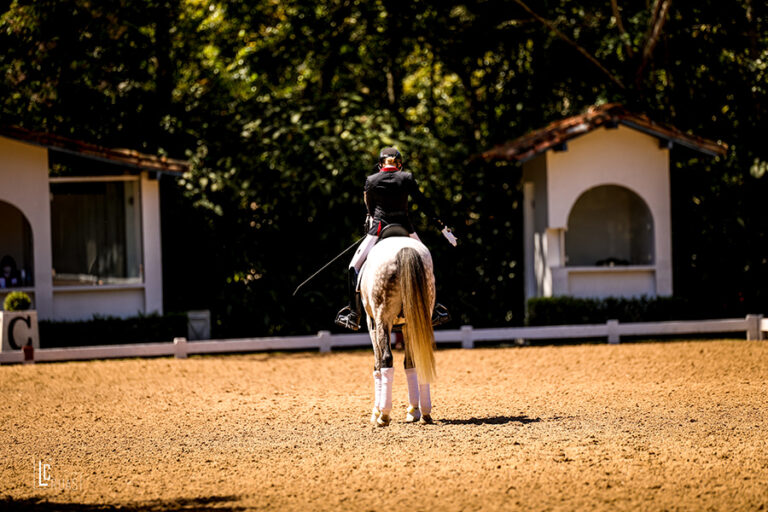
364, 166, 439, 235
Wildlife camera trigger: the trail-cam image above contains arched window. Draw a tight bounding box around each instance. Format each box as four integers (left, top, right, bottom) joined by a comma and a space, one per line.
566, 185, 654, 267
0, 200, 34, 287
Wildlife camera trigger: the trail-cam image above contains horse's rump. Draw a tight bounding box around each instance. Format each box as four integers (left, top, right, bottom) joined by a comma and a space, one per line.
361, 237, 436, 383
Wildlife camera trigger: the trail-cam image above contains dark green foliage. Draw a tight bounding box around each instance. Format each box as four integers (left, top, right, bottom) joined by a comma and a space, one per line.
3, 291, 32, 311
526, 296, 722, 326
2, 1, 767, 336
38, 313, 188, 348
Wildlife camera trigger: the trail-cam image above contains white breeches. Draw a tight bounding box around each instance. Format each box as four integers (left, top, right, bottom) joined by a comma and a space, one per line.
349, 232, 421, 272
350, 235, 378, 272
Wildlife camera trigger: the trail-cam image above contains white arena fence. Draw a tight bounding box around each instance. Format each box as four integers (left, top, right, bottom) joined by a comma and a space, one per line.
1, 315, 765, 365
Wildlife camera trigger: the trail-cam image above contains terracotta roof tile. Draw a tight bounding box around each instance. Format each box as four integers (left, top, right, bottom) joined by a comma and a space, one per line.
481, 104, 728, 162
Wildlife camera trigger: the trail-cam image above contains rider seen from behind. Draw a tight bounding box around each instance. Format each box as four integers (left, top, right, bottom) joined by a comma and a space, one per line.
335, 147, 454, 331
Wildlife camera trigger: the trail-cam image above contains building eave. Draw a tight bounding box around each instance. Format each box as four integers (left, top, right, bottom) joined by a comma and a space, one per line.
0, 125, 189, 174
480, 104, 728, 162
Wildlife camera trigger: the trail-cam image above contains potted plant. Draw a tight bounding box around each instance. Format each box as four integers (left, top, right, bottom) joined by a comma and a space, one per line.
1, 291, 40, 354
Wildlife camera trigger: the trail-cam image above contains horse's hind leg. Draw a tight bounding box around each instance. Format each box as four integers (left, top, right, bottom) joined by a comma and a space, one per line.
403, 348, 421, 423
368, 316, 383, 424
419, 382, 432, 423
374, 321, 394, 426
403, 338, 432, 423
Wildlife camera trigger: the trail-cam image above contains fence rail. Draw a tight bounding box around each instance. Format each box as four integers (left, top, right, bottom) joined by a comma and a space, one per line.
1, 314, 764, 365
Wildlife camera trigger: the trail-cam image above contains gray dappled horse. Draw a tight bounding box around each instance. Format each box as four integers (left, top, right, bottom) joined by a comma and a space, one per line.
359, 236, 436, 426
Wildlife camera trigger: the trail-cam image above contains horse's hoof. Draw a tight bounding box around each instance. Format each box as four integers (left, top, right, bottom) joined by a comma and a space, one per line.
405, 406, 421, 423
377, 413, 391, 427
370, 407, 381, 425
421, 414, 433, 424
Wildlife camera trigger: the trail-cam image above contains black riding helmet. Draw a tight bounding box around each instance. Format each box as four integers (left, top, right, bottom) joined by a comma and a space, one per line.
378, 147, 403, 167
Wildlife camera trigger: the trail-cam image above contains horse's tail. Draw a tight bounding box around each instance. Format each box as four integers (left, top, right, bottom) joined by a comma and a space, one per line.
397, 247, 436, 383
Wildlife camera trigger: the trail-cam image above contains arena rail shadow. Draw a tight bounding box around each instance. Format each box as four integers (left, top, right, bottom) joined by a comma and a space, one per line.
0, 495, 244, 512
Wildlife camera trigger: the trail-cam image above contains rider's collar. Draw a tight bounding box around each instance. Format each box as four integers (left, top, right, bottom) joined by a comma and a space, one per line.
380, 165, 399, 172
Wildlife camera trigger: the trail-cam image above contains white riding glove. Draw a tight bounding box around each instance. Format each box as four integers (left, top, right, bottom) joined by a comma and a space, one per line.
442, 226, 458, 247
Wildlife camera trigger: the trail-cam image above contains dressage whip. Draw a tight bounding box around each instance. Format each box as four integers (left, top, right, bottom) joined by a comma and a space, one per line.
292, 234, 367, 296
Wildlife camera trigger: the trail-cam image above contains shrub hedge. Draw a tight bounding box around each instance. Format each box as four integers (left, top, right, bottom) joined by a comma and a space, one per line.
525, 296, 705, 326
38, 312, 188, 348
3, 291, 32, 311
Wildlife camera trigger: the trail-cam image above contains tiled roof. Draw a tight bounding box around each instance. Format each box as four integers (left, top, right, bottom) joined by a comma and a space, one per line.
0, 125, 188, 173
481, 103, 728, 162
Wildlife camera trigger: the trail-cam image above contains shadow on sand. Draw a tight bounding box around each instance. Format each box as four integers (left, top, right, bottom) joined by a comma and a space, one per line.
0, 495, 244, 512
439, 415, 541, 426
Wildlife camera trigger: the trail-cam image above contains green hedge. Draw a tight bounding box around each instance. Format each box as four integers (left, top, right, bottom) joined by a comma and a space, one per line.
525, 296, 702, 326
39, 313, 188, 348
3, 291, 32, 311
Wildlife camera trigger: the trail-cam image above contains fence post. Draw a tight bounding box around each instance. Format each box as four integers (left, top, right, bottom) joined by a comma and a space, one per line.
22, 343, 34, 365
318, 330, 332, 353
461, 325, 474, 349
607, 319, 620, 344
173, 337, 188, 359
745, 314, 763, 341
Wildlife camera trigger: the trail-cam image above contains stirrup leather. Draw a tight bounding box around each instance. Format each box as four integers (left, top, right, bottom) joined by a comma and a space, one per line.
336, 267, 362, 331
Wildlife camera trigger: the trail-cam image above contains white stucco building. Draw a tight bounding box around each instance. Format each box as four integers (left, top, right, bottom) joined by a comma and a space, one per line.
0, 126, 187, 320
482, 104, 727, 302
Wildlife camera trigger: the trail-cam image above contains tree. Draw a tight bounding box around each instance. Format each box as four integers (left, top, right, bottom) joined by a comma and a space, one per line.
2, 0, 766, 335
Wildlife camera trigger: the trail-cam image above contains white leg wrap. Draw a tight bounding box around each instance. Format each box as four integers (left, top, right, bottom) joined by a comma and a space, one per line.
405, 368, 420, 408
373, 370, 382, 411
378, 367, 395, 415
419, 383, 431, 415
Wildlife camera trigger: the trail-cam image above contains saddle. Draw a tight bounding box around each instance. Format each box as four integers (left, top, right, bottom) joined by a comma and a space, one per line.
378, 223, 410, 240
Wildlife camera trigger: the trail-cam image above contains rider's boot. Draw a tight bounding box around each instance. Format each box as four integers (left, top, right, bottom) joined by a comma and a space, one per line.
335, 268, 361, 331
432, 302, 451, 327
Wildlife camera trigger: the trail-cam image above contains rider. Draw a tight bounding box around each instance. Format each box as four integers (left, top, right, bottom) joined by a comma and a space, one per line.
334, 147, 451, 331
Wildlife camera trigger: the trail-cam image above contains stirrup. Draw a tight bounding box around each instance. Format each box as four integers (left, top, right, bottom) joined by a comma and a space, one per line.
391, 304, 450, 331
335, 306, 360, 331
432, 303, 451, 327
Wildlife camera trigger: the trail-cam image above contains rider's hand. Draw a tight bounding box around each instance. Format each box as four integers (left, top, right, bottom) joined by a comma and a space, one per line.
442, 226, 458, 247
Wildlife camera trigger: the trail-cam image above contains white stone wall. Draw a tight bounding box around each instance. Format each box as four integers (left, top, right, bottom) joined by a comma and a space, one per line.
522, 125, 674, 300
0, 135, 165, 321
140, 171, 164, 316
0, 136, 54, 317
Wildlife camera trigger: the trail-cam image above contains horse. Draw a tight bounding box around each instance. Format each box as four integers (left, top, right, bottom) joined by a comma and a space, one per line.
358, 234, 437, 427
